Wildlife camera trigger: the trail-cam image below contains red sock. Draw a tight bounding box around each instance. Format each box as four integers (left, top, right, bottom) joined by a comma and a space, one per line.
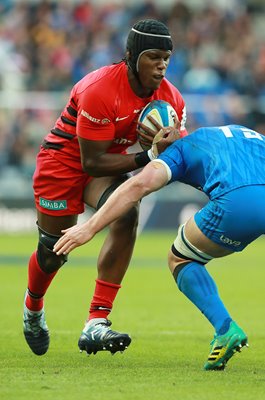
88, 279, 121, 320
26, 251, 58, 311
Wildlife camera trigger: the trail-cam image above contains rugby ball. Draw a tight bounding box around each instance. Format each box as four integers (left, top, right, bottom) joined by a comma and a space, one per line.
138, 100, 177, 150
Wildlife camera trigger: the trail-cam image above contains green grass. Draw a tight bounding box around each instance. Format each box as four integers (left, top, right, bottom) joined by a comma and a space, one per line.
0, 231, 265, 400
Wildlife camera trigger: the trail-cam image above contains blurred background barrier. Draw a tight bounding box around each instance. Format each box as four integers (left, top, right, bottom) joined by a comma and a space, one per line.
0, 0, 264, 231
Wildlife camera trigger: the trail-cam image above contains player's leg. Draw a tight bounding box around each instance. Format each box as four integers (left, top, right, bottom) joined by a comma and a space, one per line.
167, 188, 265, 370
168, 218, 248, 370
23, 212, 77, 356
169, 218, 234, 332
26, 213, 77, 310
78, 175, 139, 355
23, 149, 84, 355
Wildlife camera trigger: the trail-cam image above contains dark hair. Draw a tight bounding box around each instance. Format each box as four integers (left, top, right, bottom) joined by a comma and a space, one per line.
126, 19, 173, 76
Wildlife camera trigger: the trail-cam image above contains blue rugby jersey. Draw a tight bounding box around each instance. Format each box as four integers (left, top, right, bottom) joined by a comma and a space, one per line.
157, 125, 265, 199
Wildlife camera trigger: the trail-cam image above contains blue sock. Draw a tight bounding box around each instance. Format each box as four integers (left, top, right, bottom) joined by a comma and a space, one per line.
176, 262, 232, 334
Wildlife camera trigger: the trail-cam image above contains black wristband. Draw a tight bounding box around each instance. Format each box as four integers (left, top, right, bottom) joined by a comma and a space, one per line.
135, 151, 151, 168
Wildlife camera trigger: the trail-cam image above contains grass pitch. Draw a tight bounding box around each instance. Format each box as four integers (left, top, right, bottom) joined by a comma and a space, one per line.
0, 231, 264, 400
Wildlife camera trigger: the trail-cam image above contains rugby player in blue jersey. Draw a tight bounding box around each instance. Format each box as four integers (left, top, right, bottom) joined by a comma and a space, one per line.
54, 124, 265, 370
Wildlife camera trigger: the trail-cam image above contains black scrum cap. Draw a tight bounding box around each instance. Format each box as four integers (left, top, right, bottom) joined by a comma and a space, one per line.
126, 19, 173, 76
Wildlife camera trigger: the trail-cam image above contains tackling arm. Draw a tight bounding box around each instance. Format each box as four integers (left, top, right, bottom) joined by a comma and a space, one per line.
53, 161, 169, 255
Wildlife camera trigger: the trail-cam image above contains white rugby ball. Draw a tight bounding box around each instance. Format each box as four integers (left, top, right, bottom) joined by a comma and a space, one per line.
137, 100, 177, 150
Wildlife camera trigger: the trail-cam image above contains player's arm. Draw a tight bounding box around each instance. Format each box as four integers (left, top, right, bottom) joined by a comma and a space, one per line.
79, 137, 139, 176
79, 129, 178, 176
77, 91, 147, 175
53, 161, 169, 255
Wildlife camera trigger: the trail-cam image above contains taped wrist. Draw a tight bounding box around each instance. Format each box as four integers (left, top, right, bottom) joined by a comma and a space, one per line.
147, 148, 156, 160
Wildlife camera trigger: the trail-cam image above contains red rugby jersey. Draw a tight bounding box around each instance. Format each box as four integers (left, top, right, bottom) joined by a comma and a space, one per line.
43, 61, 187, 171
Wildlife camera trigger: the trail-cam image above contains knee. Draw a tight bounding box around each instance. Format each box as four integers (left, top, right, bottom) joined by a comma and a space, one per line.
167, 247, 184, 272
167, 224, 192, 273
37, 227, 68, 273
167, 246, 190, 280
168, 223, 213, 282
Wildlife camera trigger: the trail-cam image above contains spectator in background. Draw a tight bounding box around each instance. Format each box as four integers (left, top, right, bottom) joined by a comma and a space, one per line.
0, 1, 265, 176
0, 1, 264, 97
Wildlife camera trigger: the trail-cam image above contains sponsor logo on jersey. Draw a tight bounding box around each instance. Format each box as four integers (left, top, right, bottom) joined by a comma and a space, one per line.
113, 138, 134, 145
219, 235, 241, 247
101, 118, 111, 124
115, 115, 129, 122
81, 109, 110, 124
39, 197, 67, 210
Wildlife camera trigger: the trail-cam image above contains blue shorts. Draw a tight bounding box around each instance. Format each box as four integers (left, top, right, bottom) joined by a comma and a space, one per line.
194, 185, 265, 251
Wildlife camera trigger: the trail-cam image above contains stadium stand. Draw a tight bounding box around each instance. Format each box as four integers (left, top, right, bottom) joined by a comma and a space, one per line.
0, 0, 264, 228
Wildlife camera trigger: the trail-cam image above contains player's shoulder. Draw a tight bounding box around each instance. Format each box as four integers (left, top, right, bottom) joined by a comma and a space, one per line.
75, 62, 126, 95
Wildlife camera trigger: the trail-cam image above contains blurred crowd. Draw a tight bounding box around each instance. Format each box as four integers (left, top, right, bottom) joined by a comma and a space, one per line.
0, 0, 265, 191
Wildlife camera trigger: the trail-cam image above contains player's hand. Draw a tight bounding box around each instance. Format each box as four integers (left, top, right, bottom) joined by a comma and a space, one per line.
152, 123, 180, 156
136, 115, 162, 148
53, 223, 94, 255
137, 115, 180, 154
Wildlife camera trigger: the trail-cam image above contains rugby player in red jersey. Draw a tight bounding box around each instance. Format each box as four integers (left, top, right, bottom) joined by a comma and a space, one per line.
23, 19, 187, 356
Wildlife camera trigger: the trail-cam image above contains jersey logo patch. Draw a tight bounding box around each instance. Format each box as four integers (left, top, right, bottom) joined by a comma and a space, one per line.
115, 115, 129, 122
39, 197, 67, 210
81, 109, 110, 124
113, 138, 134, 145
219, 235, 241, 247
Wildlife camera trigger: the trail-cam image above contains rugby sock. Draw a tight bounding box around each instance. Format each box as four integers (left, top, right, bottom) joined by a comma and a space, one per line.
175, 261, 232, 335
88, 279, 121, 320
26, 251, 57, 311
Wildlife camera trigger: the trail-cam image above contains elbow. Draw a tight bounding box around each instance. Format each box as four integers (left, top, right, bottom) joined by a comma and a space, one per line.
81, 159, 101, 177
131, 179, 153, 200
133, 163, 166, 195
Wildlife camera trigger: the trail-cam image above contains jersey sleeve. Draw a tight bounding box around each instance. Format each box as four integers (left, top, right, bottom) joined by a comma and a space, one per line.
157, 142, 185, 183
76, 86, 116, 141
